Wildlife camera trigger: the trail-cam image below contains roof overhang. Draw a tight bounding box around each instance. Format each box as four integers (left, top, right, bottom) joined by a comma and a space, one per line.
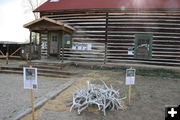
0, 41, 28, 45
23, 17, 75, 33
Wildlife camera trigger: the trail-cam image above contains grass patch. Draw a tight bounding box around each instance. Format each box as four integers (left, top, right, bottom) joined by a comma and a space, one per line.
136, 69, 180, 78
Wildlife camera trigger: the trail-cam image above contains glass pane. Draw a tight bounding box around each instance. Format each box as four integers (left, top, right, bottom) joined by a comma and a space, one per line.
134, 34, 153, 59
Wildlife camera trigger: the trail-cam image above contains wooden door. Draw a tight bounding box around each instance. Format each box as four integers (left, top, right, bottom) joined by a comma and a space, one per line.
49, 32, 59, 56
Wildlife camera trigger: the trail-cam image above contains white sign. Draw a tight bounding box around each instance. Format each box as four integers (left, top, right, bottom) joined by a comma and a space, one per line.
125, 69, 135, 85
41, 41, 47, 49
128, 47, 134, 55
72, 43, 92, 51
23, 67, 38, 89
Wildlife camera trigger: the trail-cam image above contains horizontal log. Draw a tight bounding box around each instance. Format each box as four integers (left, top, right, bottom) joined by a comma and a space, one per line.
69, 22, 106, 26
63, 57, 104, 62
106, 47, 180, 51
106, 53, 180, 58
9, 56, 21, 58
76, 31, 105, 33
106, 51, 180, 55
53, 16, 106, 20
60, 19, 106, 22
72, 37, 104, 41
107, 57, 180, 62
64, 51, 104, 56
106, 26, 180, 30
108, 19, 180, 24
64, 54, 104, 58
108, 22, 180, 26
108, 31, 180, 35
75, 26, 106, 29
109, 12, 180, 16
0, 56, 6, 58
46, 13, 106, 18
108, 16, 180, 19
107, 59, 180, 66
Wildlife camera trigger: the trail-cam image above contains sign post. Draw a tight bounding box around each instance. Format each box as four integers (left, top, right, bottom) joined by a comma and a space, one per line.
23, 66, 37, 120
125, 68, 135, 105
128, 85, 132, 105
30, 89, 35, 120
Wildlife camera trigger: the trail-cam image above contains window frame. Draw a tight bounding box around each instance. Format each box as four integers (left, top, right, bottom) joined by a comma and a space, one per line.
134, 34, 153, 59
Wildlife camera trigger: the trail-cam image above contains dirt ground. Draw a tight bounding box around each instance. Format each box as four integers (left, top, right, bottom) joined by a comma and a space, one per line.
20, 66, 180, 120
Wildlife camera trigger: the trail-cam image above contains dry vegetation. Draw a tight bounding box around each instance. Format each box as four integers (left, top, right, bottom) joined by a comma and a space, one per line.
21, 67, 180, 120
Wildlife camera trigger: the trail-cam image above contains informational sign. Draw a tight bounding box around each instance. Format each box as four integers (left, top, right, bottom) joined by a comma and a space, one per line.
72, 43, 92, 51
23, 67, 38, 89
125, 69, 136, 85
41, 41, 47, 49
128, 47, 134, 55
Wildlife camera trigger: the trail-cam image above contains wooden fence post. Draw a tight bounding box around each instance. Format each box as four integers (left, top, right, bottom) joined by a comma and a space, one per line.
6, 44, 9, 64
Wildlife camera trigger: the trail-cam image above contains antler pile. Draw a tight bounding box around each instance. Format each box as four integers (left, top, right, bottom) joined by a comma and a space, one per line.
70, 81, 126, 116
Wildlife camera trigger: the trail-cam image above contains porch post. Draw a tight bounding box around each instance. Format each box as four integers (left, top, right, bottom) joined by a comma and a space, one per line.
6, 44, 9, 64
38, 32, 42, 59
61, 30, 64, 65
29, 30, 32, 63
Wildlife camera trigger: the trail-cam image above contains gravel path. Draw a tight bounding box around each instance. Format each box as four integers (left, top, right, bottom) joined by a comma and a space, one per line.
0, 74, 67, 120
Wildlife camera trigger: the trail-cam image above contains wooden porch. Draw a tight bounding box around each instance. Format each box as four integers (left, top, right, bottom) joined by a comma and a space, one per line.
23, 17, 75, 63
0, 43, 25, 64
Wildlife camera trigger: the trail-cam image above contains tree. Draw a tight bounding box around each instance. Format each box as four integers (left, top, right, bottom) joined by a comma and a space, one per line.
23, 0, 47, 45
24, 0, 47, 19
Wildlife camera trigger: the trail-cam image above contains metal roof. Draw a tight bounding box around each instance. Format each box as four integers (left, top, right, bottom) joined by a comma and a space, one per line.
34, 0, 180, 12
24, 17, 75, 33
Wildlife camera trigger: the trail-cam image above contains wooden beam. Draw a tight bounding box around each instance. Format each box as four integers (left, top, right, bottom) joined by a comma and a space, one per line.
24, 17, 75, 34
0, 55, 6, 58
8, 56, 21, 58
9, 47, 21, 57
0, 50, 5, 56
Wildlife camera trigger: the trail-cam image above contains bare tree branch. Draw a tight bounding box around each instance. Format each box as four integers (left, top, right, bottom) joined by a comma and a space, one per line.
25, 0, 47, 19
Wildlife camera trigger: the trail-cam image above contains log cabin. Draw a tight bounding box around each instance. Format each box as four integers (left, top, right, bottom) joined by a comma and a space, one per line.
24, 0, 180, 67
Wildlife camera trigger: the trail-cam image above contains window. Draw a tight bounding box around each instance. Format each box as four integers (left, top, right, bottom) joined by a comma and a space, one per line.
134, 34, 153, 59
63, 34, 72, 48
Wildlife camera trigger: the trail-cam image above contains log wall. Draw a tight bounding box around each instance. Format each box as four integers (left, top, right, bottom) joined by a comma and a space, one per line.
41, 10, 180, 66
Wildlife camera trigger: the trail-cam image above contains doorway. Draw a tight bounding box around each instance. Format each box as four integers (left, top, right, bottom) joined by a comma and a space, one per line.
49, 32, 60, 58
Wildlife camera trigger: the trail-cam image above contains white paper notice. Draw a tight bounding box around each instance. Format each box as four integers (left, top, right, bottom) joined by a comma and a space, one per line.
72, 43, 92, 51
128, 47, 134, 55
125, 69, 135, 85
128, 51, 134, 55
23, 67, 38, 89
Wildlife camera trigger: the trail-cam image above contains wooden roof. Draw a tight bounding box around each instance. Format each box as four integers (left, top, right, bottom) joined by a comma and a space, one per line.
24, 17, 75, 33
34, 0, 180, 12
